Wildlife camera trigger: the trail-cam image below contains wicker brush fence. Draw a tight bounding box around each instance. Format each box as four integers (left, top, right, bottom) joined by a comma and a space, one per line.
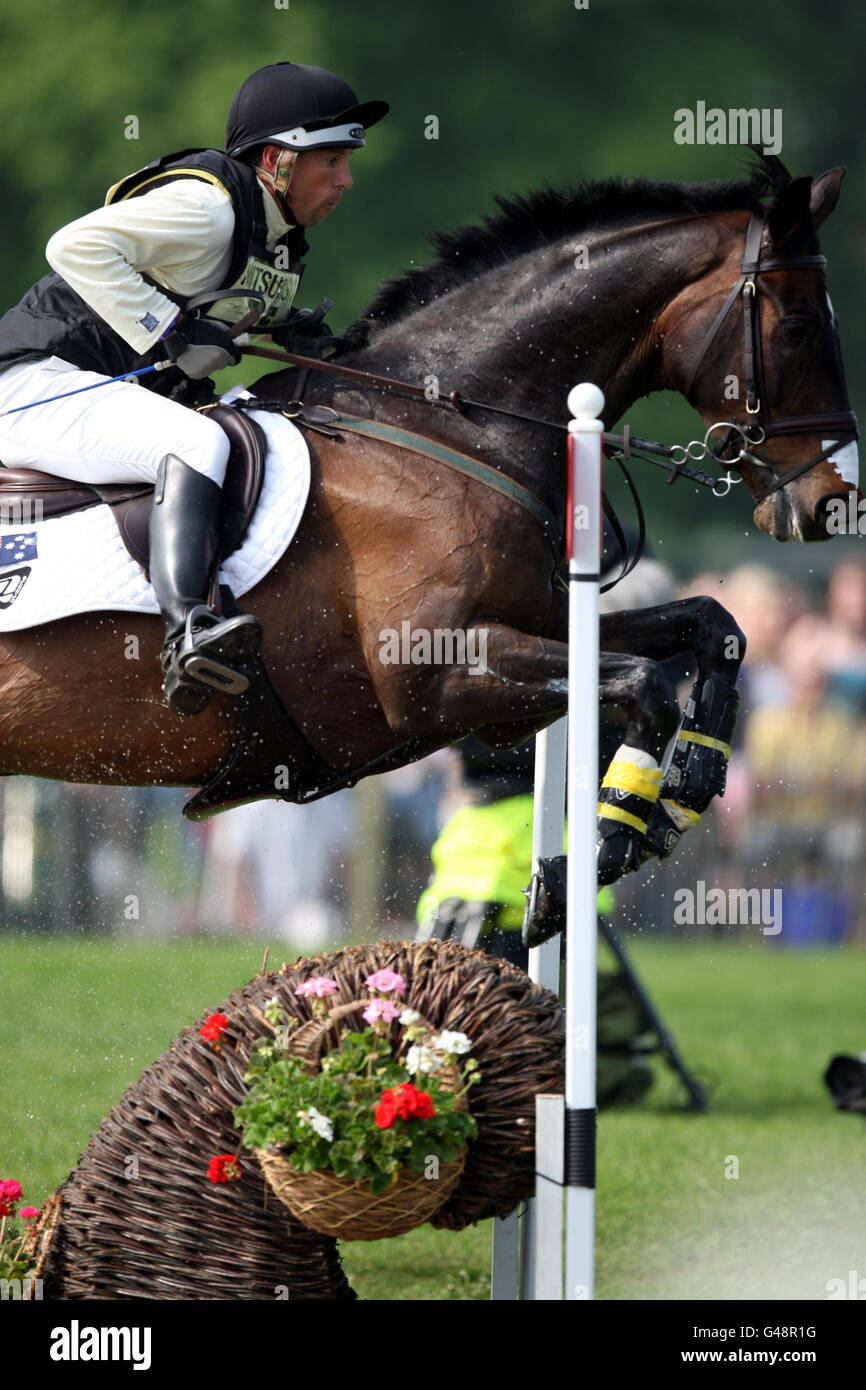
31, 938, 564, 1300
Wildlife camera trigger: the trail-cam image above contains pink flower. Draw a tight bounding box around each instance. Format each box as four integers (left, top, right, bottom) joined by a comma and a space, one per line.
364, 969, 406, 996
362, 998, 402, 1026
295, 977, 339, 999
0, 1180, 22, 1201
19, 1207, 39, 1220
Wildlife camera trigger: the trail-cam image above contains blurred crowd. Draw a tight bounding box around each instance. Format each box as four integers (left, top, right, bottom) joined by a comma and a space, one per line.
3, 556, 866, 946
623, 556, 866, 944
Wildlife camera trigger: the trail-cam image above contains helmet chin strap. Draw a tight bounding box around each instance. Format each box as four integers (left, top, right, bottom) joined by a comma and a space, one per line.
254, 146, 298, 222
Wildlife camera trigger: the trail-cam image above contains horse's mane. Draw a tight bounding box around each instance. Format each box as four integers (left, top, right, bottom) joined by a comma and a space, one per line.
343, 153, 789, 346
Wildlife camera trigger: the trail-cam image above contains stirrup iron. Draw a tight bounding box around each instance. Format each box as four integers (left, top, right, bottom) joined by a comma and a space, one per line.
171, 606, 254, 695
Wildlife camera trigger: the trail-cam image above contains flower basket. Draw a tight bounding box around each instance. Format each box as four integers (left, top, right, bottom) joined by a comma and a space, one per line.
247, 996, 472, 1241
255, 1145, 466, 1241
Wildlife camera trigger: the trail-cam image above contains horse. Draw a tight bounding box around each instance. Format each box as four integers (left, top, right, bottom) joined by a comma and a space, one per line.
0, 154, 857, 874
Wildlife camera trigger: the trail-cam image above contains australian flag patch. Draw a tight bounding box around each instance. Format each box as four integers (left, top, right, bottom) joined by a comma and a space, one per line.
0, 533, 37, 567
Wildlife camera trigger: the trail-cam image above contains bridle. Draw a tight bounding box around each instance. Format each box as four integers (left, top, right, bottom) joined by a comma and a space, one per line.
681, 211, 859, 504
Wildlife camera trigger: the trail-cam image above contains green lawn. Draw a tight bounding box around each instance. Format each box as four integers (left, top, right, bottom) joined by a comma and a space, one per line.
2, 934, 865, 1300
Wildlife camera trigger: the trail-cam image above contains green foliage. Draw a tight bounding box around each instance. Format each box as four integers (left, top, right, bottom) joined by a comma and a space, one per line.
0, 1216, 35, 1285
235, 1022, 477, 1195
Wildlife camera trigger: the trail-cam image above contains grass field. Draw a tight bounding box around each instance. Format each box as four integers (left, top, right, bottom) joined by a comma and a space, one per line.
2, 933, 865, 1301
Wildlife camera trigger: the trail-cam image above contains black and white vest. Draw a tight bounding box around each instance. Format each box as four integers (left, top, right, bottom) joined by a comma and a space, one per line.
0, 148, 308, 399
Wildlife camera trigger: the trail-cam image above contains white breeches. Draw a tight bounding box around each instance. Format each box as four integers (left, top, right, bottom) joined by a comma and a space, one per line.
0, 356, 230, 486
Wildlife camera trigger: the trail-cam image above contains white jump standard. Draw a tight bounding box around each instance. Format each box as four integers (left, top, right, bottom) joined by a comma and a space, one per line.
491, 382, 603, 1301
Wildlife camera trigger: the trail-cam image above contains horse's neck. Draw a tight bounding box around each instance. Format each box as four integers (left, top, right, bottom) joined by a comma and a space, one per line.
330, 215, 729, 526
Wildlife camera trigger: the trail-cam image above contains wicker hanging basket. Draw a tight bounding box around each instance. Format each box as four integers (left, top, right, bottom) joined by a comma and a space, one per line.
253, 1000, 468, 1241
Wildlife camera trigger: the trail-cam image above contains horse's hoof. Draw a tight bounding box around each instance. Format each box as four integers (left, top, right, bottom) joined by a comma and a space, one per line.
522, 856, 567, 948
596, 822, 643, 885
640, 801, 685, 863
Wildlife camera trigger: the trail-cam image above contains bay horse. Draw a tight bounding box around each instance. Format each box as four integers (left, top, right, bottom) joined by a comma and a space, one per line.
0, 155, 857, 872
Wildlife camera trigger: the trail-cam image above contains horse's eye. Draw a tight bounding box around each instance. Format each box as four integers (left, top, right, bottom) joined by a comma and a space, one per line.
780, 316, 814, 345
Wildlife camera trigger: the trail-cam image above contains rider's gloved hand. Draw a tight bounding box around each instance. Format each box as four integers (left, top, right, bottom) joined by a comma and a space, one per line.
162, 313, 242, 379
269, 301, 341, 358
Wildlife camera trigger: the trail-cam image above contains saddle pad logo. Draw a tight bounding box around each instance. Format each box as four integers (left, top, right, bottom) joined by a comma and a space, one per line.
0, 532, 37, 567
0, 566, 31, 609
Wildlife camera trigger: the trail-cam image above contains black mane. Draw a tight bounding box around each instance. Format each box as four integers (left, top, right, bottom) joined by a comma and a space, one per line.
344, 155, 788, 346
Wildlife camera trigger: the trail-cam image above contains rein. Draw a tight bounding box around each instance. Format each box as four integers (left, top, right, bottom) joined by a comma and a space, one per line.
243, 343, 727, 589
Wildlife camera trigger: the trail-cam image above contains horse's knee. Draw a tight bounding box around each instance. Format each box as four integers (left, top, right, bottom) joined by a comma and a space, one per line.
690, 595, 747, 668
632, 656, 680, 742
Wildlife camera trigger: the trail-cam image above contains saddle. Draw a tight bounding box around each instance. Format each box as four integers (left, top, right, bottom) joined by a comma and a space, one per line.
0, 403, 266, 571
0, 396, 416, 818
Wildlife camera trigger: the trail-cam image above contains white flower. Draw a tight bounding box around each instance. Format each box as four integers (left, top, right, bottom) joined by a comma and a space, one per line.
399, 1008, 421, 1026
432, 1030, 472, 1056
298, 1106, 334, 1142
406, 1043, 441, 1076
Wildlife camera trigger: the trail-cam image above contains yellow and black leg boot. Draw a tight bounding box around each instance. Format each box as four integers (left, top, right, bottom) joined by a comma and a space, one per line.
596, 747, 663, 884
642, 672, 740, 861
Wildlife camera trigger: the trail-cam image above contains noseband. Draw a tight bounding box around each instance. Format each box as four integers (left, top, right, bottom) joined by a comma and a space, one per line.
683, 212, 859, 504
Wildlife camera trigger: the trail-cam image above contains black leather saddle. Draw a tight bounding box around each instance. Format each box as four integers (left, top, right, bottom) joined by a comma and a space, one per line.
0, 403, 267, 571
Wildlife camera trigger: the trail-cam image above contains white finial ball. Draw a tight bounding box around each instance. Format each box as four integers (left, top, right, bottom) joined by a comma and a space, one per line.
567, 383, 605, 419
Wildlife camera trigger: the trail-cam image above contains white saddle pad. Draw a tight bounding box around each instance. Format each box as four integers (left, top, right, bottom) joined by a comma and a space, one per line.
0, 393, 310, 632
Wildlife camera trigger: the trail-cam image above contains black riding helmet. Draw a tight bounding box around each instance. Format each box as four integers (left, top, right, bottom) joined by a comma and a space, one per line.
226, 61, 389, 157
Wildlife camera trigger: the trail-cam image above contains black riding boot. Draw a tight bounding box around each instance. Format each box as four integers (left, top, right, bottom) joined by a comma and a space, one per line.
149, 454, 262, 716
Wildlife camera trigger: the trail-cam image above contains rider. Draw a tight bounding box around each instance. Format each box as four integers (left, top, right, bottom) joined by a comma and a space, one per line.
0, 62, 388, 715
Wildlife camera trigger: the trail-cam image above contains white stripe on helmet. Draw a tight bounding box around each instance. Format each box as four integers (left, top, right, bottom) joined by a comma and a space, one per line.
267, 121, 366, 150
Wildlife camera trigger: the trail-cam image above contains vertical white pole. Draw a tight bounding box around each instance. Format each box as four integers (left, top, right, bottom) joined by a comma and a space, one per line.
494, 719, 566, 1299
520, 718, 567, 1299
490, 1214, 520, 1300
564, 382, 604, 1299
528, 721, 567, 993
499, 384, 603, 1301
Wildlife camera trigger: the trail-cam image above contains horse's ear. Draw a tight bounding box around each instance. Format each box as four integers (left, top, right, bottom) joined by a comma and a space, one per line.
766, 175, 813, 248
810, 167, 846, 230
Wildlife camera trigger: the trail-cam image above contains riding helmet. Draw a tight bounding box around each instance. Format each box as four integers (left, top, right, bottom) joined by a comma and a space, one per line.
226, 61, 389, 157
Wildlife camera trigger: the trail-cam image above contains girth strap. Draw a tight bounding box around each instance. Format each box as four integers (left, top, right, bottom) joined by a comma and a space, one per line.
330, 410, 561, 544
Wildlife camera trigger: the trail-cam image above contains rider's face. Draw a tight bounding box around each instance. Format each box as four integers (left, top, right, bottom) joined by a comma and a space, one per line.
262, 145, 354, 227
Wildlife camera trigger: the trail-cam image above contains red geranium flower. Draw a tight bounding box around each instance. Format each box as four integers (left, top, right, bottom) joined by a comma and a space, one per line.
414, 1090, 435, 1119
396, 1082, 421, 1119
394, 1082, 436, 1120
375, 1089, 398, 1129
207, 1154, 242, 1183
199, 1013, 229, 1048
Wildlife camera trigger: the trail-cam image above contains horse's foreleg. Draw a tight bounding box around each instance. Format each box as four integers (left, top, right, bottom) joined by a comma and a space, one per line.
382, 624, 571, 741
601, 595, 745, 870
599, 595, 745, 678
594, 652, 681, 882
